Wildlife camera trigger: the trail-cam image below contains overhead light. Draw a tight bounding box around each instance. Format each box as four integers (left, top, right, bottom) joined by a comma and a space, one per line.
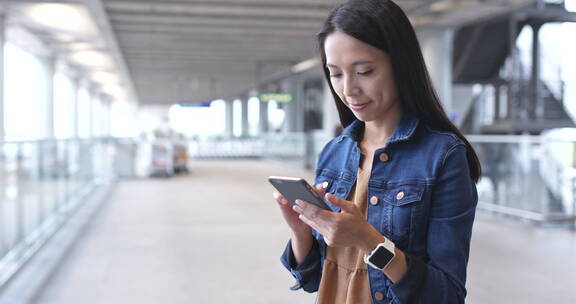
67, 42, 98, 52
410, 16, 435, 26
22, 3, 98, 37
291, 58, 320, 74
429, 0, 474, 12
91, 71, 121, 85
101, 84, 127, 100
70, 50, 113, 69
53, 32, 76, 42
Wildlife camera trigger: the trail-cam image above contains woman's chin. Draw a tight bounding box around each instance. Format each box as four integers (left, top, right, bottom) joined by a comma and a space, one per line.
352, 112, 374, 122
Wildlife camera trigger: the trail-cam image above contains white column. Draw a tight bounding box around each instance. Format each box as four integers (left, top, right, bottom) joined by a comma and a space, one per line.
88, 86, 96, 138
43, 56, 57, 139
283, 78, 305, 133
99, 95, 108, 137
225, 100, 234, 138
0, 11, 5, 141
103, 96, 112, 137
241, 97, 249, 138
418, 28, 454, 113
106, 98, 112, 137
72, 77, 81, 138
259, 95, 268, 134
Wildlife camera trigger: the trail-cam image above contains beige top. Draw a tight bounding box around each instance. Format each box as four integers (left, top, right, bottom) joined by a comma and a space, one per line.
317, 151, 373, 304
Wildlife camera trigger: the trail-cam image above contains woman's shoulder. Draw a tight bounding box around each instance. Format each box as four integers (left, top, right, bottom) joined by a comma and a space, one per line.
417, 124, 465, 150
316, 135, 346, 160
314, 134, 355, 173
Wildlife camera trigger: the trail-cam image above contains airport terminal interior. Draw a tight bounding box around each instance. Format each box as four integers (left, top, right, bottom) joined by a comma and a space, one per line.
0, 0, 575, 303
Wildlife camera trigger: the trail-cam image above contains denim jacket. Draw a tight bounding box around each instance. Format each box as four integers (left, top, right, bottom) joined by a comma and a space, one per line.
280, 112, 478, 303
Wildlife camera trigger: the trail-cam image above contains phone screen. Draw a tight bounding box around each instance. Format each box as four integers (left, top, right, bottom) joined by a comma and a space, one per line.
268, 176, 331, 211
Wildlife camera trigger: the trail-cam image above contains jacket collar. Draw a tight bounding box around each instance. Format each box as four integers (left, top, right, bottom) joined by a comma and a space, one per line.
340, 112, 420, 144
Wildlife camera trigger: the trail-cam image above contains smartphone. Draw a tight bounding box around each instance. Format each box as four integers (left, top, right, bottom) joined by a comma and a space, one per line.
268, 176, 332, 211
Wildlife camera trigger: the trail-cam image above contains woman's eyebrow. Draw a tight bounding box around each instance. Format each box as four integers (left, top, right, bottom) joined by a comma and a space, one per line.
326, 60, 374, 68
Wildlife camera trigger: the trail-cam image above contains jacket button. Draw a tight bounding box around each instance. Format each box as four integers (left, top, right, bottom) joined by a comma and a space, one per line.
370, 196, 379, 205
396, 191, 405, 200
374, 291, 385, 301
322, 181, 329, 189
379, 153, 389, 162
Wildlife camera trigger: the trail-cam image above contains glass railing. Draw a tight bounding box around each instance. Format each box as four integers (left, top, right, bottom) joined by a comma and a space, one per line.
0, 138, 122, 288
187, 138, 264, 158
467, 134, 575, 225
188, 132, 576, 226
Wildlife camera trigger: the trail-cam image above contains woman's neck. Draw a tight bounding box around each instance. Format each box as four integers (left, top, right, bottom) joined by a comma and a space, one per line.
362, 106, 403, 148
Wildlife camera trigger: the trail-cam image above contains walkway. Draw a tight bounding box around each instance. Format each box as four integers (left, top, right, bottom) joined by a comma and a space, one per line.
30, 160, 576, 304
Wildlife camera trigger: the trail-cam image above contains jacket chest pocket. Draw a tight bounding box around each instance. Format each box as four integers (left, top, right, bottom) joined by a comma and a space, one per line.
378, 183, 426, 245
314, 170, 342, 213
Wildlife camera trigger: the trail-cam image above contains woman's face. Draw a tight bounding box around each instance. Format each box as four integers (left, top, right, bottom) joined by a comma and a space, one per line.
324, 31, 401, 124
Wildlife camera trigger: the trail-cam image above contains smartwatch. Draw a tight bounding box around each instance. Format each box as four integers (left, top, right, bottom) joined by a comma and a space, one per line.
364, 238, 396, 270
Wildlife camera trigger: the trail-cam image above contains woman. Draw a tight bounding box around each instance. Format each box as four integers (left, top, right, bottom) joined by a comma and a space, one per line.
273, 0, 481, 303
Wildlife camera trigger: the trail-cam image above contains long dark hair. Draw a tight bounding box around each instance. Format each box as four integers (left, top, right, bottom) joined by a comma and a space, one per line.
317, 0, 482, 181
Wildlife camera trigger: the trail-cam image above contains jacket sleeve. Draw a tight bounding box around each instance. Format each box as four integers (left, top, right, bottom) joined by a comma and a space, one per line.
279, 138, 336, 293
280, 236, 323, 292
389, 144, 478, 303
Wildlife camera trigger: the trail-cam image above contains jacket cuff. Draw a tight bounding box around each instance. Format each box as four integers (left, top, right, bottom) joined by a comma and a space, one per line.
280, 238, 321, 292
389, 253, 428, 303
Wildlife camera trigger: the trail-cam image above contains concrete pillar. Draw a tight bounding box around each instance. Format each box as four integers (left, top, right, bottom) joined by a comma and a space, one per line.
322, 82, 340, 137
494, 84, 501, 121
451, 84, 475, 128
259, 96, 268, 134
225, 100, 234, 138
0, 11, 5, 141
284, 78, 305, 133
506, 83, 514, 120
0, 10, 5, 256
418, 28, 454, 113
72, 77, 81, 138
531, 23, 543, 120
241, 97, 249, 138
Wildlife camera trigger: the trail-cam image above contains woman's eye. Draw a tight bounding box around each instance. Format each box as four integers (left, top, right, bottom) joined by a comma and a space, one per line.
329, 73, 342, 78
357, 70, 374, 76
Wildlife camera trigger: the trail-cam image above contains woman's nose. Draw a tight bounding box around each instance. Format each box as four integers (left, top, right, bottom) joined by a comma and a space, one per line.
343, 76, 360, 96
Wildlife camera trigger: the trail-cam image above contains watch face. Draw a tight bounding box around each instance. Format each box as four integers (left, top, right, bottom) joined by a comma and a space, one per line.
369, 246, 395, 269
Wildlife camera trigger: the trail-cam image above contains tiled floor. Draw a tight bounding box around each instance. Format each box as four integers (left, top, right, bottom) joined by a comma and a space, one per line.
31, 160, 576, 304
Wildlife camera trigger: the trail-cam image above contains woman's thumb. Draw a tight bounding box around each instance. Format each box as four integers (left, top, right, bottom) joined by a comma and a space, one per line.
325, 193, 356, 214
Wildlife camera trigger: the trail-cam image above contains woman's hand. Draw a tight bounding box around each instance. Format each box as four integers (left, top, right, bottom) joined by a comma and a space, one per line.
293, 193, 382, 251
273, 183, 326, 237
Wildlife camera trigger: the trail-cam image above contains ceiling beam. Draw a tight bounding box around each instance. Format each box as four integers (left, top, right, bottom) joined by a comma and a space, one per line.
108, 13, 322, 29
114, 31, 310, 44
104, 0, 336, 11
118, 41, 313, 53
104, 0, 329, 20
116, 37, 315, 50
113, 23, 315, 36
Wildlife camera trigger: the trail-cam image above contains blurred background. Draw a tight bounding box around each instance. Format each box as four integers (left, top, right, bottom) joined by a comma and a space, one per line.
0, 0, 575, 303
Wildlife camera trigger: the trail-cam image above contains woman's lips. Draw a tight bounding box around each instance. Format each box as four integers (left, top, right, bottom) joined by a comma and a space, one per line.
348, 102, 370, 111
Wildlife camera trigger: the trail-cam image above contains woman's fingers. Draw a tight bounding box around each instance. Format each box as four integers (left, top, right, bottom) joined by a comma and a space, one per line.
298, 213, 323, 233
273, 191, 288, 205
325, 193, 357, 214
293, 199, 332, 227
313, 183, 326, 197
